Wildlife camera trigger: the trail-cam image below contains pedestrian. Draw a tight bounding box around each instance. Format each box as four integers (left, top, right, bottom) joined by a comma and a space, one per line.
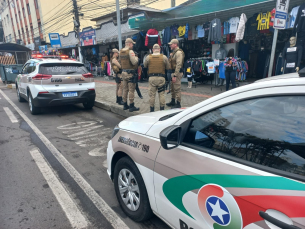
111, 49, 124, 105
119, 38, 140, 112
166, 39, 185, 108
144, 44, 170, 112
225, 57, 237, 91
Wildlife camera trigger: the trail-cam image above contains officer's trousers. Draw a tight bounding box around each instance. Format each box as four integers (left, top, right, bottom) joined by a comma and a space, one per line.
170, 72, 183, 103
149, 76, 165, 108
122, 72, 136, 104
115, 74, 123, 97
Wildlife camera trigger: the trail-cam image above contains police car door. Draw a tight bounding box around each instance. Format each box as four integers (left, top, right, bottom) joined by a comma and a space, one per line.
18, 63, 30, 95
154, 90, 305, 229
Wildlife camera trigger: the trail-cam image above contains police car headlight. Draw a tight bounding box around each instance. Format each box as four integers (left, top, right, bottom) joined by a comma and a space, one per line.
111, 125, 120, 139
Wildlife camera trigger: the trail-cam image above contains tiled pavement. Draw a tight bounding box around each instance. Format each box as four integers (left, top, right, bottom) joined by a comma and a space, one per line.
94, 76, 252, 118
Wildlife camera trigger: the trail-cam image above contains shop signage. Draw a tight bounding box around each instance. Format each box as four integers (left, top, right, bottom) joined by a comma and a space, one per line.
128, 13, 146, 29
49, 33, 62, 48
39, 45, 48, 53
274, 0, 290, 29
79, 29, 96, 46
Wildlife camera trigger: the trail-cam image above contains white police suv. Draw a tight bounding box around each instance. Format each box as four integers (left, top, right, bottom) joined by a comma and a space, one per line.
107, 68, 305, 229
15, 55, 95, 114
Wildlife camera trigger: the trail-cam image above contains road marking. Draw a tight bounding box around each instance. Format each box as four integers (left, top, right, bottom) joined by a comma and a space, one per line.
58, 121, 111, 155
3, 107, 18, 123
30, 149, 89, 228
0, 90, 129, 229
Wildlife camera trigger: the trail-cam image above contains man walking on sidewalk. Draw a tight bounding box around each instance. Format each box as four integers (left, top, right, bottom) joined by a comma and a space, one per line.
111, 49, 124, 105
144, 44, 170, 112
166, 39, 185, 108
120, 38, 140, 112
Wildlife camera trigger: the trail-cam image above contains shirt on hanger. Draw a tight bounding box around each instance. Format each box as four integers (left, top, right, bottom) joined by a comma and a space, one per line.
289, 6, 300, 28
229, 17, 240, 33
171, 25, 179, 36
185, 23, 189, 38
206, 62, 215, 73
178, 26, 186, 37
196, 25, 205, 38
256, 12, 271, 30
270, 8, 276, 27
223, 21, 230, 35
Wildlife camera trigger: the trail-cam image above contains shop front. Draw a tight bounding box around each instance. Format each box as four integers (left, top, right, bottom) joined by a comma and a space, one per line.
128, 0, 305, 86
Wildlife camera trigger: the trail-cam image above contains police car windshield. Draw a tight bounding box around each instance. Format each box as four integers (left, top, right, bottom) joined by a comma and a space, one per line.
39, 63, 88, 75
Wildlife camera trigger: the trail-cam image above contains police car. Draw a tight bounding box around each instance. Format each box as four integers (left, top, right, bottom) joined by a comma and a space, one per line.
15, 54, 95, 114
107, 69, 305, 229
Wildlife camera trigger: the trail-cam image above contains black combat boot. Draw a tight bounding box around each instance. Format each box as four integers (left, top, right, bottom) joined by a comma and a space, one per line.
150, 107, 154, 112
160, 106, 165, 110
123, 102, 129, 110
129, 103, 140, 112
118, 97, 124, 105
116, 96, 119, 104
172, 101, 181, 109
166, 98, 176, 107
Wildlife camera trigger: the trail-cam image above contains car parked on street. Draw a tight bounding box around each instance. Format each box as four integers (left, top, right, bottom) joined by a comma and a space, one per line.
15, 54, 95, 114
107, 69, 305, 229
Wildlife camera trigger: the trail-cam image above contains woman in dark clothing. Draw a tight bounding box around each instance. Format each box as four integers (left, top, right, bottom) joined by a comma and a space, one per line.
225, 57, 237, 91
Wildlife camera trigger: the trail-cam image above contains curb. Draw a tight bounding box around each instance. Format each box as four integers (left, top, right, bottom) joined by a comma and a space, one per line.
94, 100, 137, 118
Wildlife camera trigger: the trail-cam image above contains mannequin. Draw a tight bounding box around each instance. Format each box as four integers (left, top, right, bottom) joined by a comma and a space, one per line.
215, 43, 227, 60
281, 37, 302, 74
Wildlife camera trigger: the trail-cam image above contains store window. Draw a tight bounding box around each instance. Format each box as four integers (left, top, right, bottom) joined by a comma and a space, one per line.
27, 4, 31, 15
183, 96, 305, 177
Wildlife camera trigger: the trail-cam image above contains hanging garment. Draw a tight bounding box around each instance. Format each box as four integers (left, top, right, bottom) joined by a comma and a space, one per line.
208, 18, 222, 43
275, 53, 283, 76
238, 41, 250, 62
282, 45, 303, 72
215, 47, 227, 59
218, 62, 226, 79
256, 12, 271, 30
206, 62, 216, 74
223, 21, 230, 35
162, 27, 171, 45
171, 25, 179, 36
270, 8, 276, 27
289, 6, 300, 28
235, 13, 247, 42
228, 17, 240, 34
178, 26, 186, 37
145, 29, 161, 47
196, 25, 205, 38
185, 23, 189, 39
256, 50, 269, 78
135, 31, 147, 51
293, 3, 305, 34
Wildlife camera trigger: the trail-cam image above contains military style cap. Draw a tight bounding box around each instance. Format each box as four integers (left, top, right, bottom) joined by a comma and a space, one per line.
112, 48, 119, 53
168, 39, 179, 45
125, 38, 136, 44
153, 44, 160, 49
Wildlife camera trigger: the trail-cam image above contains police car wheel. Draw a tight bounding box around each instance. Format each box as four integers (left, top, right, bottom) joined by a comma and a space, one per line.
114, 157, 153, 222
83, 99, 95, 109
17, 87, 26, 102
28, 92, 40, 115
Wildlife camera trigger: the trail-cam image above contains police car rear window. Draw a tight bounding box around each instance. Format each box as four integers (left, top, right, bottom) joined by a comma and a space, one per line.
39, 63, 88, 75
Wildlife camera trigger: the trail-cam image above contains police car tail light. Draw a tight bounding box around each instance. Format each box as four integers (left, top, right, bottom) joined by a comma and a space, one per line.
82, 73, 93, 78
32, 73, 52, 80
38, 91, 49, 94
88, 88, 95, 91
60, 55, 69, 59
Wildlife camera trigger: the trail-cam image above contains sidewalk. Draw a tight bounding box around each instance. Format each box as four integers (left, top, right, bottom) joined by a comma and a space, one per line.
94, 76, 252, 118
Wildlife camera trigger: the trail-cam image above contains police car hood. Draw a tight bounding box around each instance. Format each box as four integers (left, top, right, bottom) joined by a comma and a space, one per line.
118, 109, 185, 135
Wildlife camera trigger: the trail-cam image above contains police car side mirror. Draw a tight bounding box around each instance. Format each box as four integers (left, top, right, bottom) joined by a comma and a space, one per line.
160, 125, 182, 150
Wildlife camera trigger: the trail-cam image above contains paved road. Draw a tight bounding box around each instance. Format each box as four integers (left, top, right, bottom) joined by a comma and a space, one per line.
0, 87, 169, 229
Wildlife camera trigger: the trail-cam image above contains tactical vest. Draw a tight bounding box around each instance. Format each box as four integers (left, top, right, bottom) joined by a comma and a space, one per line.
148, 54, 165, 75
111, 57, 120, 74
171, 48, 185, 71
119, 48, 137, 70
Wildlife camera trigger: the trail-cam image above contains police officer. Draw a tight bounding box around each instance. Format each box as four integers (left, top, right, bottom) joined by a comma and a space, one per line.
111, 49, 124, 105
144, 44, 170, 112
166, 39, 185, 108
120, 38, 139, 112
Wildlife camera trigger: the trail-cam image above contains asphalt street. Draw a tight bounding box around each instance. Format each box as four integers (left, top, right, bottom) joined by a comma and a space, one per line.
0, 87, 169, 229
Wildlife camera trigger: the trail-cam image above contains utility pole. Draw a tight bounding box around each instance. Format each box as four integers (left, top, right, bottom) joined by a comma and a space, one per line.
116, 0, 122, 50
72, 0, 83, 62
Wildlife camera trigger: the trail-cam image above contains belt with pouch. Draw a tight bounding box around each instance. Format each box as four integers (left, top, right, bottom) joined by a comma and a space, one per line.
122, 69, 136, 74
148, 73, 165, 77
